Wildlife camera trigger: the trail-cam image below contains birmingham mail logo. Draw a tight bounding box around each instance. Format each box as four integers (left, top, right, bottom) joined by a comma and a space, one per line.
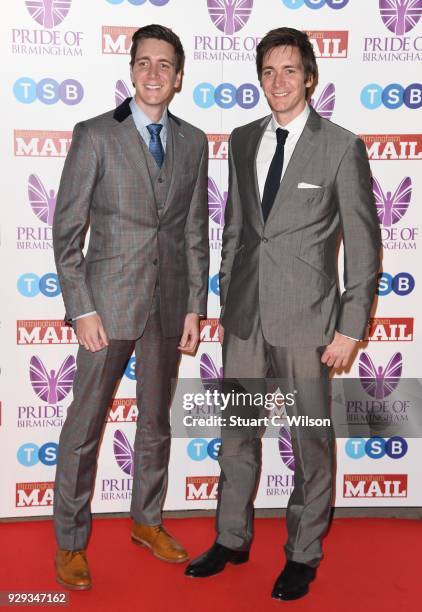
360, 135, 422, 160
28, 174, 57, 225
14, 130, 72, 157
25, 0, 72, 28
278, 426, 295, 472
16, 481, 54, 507
379, 0, 422, 35
306, 31, 348, 58
17, 320, 77, 344
373, 176, 411, 227
29, 355, 76, 403
115, 80, 131, 107
310, 83, 335, 120
359, 352, 402, 400
113, 430, 134, 476
207, 0, 253, 35
200, 318, 220, 342
208, 177, 227, 227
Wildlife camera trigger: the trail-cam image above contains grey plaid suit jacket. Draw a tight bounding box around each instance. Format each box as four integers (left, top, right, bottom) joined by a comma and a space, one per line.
220, 107, 381, 347
53, 98, 209, 339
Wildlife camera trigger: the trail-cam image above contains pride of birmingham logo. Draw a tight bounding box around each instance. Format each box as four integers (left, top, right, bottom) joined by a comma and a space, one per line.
25, 0, 72, 29
279, 426, 295, 472
372, 176, 411, 227
310, 83, 335, 121
359, 352, 403, 399
30, 355, 76, 403
379, 0, 422, 35
200, 353, 223, 395
114, 430, 134, 476
28, 174, 57, 225
115, 80, 131, 107
207, 0, 253, 35
208, 178, 227, 227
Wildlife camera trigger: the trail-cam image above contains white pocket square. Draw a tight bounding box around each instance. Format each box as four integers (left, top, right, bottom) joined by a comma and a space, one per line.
297, 182, 322, 189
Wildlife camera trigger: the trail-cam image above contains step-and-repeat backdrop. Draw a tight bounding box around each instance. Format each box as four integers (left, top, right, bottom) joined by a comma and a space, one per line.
0, 0, 421, 517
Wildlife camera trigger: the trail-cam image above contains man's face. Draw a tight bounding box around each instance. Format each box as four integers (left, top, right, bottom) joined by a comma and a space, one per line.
130, 37, 182, 117
260, 45, 313, 125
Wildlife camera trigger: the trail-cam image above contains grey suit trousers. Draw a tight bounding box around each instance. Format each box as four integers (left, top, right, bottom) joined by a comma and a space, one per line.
54, 293, 180, 550
216, 316, 334, 568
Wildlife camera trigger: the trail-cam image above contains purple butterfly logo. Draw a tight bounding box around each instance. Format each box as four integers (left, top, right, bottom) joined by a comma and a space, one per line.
113, 430, 134, 477
25, 0, 72, 29
379, 0, 422, 35
115, 80, 131, 108
278, 426, 295, 472
207, 0, 253, 35
29, 355, 76, 404
28, 174, 57, 226
208, 177, 227, 227
310, 83, 335, 120
372, 176, 411, 227
359, 352, 402, 400
200, 353, 223, 395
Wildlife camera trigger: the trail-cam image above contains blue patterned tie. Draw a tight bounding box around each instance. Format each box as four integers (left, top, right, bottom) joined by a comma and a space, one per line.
147, 123, 164, 168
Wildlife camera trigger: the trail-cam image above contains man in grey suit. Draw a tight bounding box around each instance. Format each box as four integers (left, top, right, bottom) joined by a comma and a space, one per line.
186, 28, 380, 600
53, 25, 209, 590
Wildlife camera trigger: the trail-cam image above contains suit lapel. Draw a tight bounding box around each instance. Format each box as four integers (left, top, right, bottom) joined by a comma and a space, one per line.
160, 113, 188, 216
266, 107, 321, 223
112, 98, 156, 214
249, 115, 271, 225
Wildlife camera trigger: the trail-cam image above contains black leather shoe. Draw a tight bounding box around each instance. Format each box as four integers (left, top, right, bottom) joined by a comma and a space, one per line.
271, 561, 316, 601
184, 542, 249, 578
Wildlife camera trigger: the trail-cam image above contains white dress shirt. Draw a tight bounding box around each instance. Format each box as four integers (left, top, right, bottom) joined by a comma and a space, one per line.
256, 104, 310, 200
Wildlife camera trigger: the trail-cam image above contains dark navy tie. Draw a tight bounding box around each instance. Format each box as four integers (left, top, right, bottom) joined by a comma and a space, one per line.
261, 128, 289, 223
147, 123, 164, 168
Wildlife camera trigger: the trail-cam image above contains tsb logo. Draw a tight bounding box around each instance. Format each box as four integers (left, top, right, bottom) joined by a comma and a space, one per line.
194, 82, 259, 109
187, 438, 221, 461
282, 0, 349, 7
377, 272, 415, 296
361, 83, 422, 109
345, 437, 408, 459
106, 0, 169, 4
17, 442, 58, 466
13, 77, 84, 105
124, 356, 136, 380
208, 274, 220, 296
17, 273, 61, 298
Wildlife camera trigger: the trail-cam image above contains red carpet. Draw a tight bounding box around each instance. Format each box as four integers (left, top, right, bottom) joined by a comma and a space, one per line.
0, 517, 419, 611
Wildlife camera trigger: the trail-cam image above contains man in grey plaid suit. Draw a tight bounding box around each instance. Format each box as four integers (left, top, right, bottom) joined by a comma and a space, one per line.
52, 25, 209, 590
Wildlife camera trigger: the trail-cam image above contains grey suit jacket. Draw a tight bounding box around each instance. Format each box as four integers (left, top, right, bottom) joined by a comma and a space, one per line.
53, 98, 209, 339
220, 107, 381, 347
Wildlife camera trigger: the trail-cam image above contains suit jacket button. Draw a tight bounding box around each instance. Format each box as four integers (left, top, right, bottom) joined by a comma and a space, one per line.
157, 178, 164, 183
152, 259, 158, 265
262, 237, 268, 243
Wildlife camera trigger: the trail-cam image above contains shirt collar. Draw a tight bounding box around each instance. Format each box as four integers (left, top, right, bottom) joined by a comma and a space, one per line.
129, 97, 168, 131
270, 103, 310, 136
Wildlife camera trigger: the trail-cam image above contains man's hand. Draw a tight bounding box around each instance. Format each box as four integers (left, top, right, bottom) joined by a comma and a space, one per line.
76, 313, 109, 352
321, 331, 357, 369
179, 313, 200, 353
218, 322, 225, 345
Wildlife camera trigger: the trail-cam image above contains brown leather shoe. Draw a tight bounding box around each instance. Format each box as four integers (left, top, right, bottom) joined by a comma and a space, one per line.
55, 549, 91, 590
131, 522, 189, 563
